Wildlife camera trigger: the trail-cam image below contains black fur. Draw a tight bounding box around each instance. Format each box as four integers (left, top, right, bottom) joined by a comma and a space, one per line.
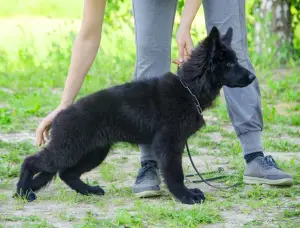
15, 27, 255, 204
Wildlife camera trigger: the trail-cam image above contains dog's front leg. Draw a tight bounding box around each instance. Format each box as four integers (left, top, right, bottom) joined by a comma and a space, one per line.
153, 136, 205, 204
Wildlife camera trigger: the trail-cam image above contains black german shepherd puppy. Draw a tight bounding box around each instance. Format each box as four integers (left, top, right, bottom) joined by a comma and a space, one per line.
15, 26, 255, 204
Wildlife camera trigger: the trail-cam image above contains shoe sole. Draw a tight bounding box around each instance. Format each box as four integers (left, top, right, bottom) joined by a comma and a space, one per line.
134, 190, 163, 198
244, 176, 294, 186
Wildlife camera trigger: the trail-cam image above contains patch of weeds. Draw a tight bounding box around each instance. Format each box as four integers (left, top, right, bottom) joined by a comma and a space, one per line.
190, 135, 216, 149
283, 209, 300, 218
208, 196, 235, 211
0, 193, 9, 203
75, 211, 115, 228
57, 211, 76, 222
242, 184, 299, 201
107, 184, 133, 197
293, 163, 300, 185
0, 140, 37, 180
282, 127, 300, 137
262, 102, 300, 126
289, 115, 300, 126
213, 103, 231, 123
99, 162, 117, 182
263, 139, 300, 152
0, 140, 36, 156
219, 139, 242, 156
83, 177, 100, 187
219, 128, 236, 139
247, 199, 265, 210
0, 107, 12, 125
136, 202, 222, 226
39, 187, 101, 204
99, 162, 128, 183
182, 146, 200, 156
0, 215, 53, 228
244, 220, 264, 227
1, 215, 41, 222
266, 73, 300, 102
112, 198, 127, 206
0, 162, 21, 179
290, 103, 300, 111
23, 219, 54, 228
114, 209, 143, 227
200, 125, 220, 133
0, 149, 22, 163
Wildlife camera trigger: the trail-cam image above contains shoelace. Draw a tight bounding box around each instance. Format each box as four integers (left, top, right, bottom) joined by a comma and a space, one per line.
262, 155, 279, 170
137, 161, 157, 180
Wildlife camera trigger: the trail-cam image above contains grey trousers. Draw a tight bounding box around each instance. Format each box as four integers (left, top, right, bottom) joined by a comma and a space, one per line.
132, 0, 264, 160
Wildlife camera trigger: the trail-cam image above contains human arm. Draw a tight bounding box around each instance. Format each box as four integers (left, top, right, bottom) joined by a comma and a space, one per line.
36, 0, 107, 146
173, 0, 202, 66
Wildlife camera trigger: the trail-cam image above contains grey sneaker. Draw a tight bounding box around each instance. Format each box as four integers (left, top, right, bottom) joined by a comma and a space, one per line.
132, 160, 162, 198
244, 155, 294, 186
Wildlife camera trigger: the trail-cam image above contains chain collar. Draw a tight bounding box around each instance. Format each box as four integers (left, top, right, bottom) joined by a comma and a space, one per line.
179, 78, 203, 116
176, 65, 203, 116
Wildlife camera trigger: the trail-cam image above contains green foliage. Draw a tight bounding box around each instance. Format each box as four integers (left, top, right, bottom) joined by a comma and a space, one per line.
291, 0, 300, 28
246, 0, 300, 67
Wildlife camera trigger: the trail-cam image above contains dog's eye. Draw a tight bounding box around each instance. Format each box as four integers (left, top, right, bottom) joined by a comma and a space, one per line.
226, 62, 234, 67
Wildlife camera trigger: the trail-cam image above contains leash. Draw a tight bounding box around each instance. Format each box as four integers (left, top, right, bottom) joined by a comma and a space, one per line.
176, 64, 241, 190
184, 142, 241, 190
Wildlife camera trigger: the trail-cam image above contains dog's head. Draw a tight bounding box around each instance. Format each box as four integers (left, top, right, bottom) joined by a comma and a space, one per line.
182, 26, 255, 88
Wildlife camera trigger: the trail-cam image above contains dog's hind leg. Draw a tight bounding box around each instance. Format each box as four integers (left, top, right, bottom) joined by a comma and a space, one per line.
59, 145, 110, 196
152, 134, 205, 205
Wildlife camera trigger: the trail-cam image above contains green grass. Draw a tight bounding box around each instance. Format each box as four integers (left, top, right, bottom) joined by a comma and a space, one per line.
74, 201, 222, 228
284, 209, 300, 218
1, 215, 42, 222
263, 139, 300, 152
0, 140, 37, 180
99, 162, 127, 182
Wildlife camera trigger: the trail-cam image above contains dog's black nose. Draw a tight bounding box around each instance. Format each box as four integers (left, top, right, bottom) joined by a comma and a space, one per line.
249, 73, 256, 82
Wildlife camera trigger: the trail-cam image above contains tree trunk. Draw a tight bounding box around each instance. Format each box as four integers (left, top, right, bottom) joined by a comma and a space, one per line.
254, 0, 293, 57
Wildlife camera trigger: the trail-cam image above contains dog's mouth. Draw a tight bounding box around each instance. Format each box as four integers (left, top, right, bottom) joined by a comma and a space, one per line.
223, 73, 256, 88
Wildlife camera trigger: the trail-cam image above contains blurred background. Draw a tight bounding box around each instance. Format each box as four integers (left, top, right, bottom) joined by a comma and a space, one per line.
0, 0, 299, 132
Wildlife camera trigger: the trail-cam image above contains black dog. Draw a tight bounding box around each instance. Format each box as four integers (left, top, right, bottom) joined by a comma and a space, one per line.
15, 26, 255, 204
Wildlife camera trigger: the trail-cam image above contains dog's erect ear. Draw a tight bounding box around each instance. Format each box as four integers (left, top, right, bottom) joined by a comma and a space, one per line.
221, 27, 233, 45
208, 26, 220, 42
205, 26, 220, 59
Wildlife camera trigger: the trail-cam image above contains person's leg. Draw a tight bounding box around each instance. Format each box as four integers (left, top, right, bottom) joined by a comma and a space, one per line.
132, 0, 178, 197
202, 0, 293, 186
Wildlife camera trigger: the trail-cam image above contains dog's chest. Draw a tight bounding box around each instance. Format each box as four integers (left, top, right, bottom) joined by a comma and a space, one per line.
195, 114, 205, 130
184, 113, 205, 137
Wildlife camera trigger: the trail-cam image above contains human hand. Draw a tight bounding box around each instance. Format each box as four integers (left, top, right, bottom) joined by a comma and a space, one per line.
172, 25, 194, 67
35, 105, 66, 146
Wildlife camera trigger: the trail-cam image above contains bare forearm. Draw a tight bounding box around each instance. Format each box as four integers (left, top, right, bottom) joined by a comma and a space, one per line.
60, 37, 100, 107
180, 0, 202, 29
59, 0, 107, 108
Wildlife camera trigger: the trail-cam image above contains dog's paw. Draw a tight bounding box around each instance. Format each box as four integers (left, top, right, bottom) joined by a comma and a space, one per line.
189, 188, 204, 196
13, 191, 36, 202
180, 188, 205, 205
27, 192, 37, 202
90, 186, 105, 196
